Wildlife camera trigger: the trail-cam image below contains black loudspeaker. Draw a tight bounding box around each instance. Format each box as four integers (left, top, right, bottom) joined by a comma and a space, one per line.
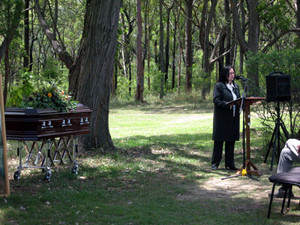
266, 72, 291, 102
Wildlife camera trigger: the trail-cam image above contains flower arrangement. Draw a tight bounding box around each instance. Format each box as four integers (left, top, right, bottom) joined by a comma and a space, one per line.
20, 86, 78, 112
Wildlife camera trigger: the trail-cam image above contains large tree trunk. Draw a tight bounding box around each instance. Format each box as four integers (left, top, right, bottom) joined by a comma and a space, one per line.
34, 0, 121, 150
74, 0, 121, 149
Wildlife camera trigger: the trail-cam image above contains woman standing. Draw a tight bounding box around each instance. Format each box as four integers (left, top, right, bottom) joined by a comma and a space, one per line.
211, 66, 240, 170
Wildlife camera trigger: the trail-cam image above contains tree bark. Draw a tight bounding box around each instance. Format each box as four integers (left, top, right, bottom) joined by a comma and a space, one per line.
34, 0, 122, 150
73, 0, 121, 149
247, 0, 260, 91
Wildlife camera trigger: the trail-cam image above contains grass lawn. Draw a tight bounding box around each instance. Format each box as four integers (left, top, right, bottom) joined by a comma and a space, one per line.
0, 100, 299, 224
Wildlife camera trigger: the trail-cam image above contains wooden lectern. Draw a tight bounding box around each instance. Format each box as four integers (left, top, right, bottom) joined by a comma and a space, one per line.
227, 97, 266, 176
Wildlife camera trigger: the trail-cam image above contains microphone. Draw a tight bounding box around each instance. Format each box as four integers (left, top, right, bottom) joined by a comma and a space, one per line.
235, 75, 250, 81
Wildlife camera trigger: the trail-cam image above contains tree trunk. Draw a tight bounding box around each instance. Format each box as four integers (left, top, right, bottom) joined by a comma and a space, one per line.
239, 0, 245, 75
164, 3, 174, 85
230, 0, 248, 53
201, 0, 217, 98
34, 0, 121, 150
135, 0, 144, 102
247, 0, 260, 92
4, 39, 10, 106
185, 0, 193, 92
172, 7, 178, 90
74, 0, 121, 149
297, 0, 300, 39
24, 0, 30, 69
145, 0, 151, 91
159, 0, 164, 99
225, 0, 231, 65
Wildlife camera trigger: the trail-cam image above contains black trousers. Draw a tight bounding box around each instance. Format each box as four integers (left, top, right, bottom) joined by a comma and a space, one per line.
211, 140, 235, 168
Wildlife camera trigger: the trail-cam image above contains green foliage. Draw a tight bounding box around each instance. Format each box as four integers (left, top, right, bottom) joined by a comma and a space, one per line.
42, 58, 62, 84
247, 50, 300, 101
0, 0, 22, 34
20, 85, 78, 112
114, 75, 133, 101
6, 70, 77, 112
6, 70, 34, 108
247, 50, 300, 139
258, 0, 290, 31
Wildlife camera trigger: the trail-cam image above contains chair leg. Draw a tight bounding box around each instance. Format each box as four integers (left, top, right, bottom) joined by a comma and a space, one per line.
286, 185, 293, 213
267, 183, 277, 219
281, 187, 288, 214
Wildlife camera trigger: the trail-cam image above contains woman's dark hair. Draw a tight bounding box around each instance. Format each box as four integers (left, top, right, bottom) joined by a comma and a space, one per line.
219, 65, 234, 83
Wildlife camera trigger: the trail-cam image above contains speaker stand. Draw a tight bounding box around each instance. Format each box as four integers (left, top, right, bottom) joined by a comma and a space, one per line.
264, 101, 289, 171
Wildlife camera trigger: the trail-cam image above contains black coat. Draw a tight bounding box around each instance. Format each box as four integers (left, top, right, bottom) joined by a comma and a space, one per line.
212, 82, 240, 141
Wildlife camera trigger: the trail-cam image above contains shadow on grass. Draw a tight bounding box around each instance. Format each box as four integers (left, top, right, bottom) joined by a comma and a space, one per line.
2, 133, 299, 224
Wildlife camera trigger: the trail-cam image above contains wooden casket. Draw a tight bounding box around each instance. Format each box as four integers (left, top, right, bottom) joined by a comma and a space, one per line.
5, 105, 92, 180
5, 105, 92, 141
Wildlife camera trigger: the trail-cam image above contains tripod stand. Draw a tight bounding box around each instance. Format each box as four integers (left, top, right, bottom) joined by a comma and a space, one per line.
264, 101, 289, 171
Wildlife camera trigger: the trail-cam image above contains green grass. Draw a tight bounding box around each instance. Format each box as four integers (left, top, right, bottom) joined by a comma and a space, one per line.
0, 100, 299, 224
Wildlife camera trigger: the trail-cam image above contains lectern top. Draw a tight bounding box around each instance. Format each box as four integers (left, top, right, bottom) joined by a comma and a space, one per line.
226, 97, 266, 106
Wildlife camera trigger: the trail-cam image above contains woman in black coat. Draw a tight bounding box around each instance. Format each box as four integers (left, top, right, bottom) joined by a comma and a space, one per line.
211, 65, 240, 170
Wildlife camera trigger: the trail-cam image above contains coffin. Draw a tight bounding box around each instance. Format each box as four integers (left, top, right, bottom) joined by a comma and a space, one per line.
5, 105, 92, 141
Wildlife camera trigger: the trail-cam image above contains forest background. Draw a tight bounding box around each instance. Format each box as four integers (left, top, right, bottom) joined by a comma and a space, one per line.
0, 0, 299, 152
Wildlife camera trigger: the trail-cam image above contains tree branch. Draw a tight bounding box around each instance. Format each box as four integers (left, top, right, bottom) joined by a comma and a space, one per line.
262, 28, 300, 53
230, 0, 248, 53
34, 0, 74, 69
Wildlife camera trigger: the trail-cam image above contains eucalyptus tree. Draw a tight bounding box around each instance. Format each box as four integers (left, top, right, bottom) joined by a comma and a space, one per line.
159, 0, 165, 98
135, 0, 144, 102
230, 0, 300, 91
34, 0, 122, 150
24, 0, 30, 70
163, 1, 174, 85
193, 0, 221, 98
185, 0, 193, 92
120, 0, 135, 96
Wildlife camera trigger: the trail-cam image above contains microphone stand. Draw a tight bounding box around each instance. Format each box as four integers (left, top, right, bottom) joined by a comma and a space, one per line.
221, 78, 258, 181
